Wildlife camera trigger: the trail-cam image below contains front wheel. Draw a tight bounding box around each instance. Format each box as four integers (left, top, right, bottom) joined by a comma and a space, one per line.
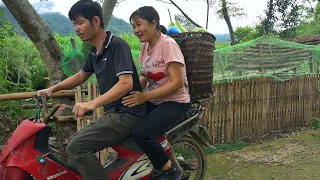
172, 136, 206, 180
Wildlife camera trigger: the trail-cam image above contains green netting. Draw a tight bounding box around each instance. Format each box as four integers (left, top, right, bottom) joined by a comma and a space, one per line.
62, 49, 85, 76
62, 35, 319, 86
214, 35, 320, 82
62, 41, 97, 83
62, 40, 142, 83
213, 73, 319, 84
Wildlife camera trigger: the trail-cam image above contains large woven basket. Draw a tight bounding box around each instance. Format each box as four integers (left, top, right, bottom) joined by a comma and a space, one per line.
170, 32, 216, 101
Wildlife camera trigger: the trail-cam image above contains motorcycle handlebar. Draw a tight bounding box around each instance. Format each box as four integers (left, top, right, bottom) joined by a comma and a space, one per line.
35, 95, 93, 124
44, 104, 93, 123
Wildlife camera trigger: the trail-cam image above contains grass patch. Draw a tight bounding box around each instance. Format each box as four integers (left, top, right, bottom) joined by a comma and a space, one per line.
291, 132, 320, 144
204, 141, 248, 155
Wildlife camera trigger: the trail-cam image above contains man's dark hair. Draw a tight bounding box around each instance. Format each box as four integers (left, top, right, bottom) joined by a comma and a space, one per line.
69, 0, 105, 29
130, 6, 161, 31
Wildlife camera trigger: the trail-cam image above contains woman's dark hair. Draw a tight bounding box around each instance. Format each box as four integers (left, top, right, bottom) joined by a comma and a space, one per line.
130, 6, 161, 31
68, 0, 104, 29
160, 25, 167, 34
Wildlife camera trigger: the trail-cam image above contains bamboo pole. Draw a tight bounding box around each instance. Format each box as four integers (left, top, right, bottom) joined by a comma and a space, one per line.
266, 78, 271, 132
249, 79, 254, 138
293, 79, 300, 125
97, 91, 104, 118
245, 80, 250, 138
0, 103, 53, 111
0, 90, 74, 101
257, 79, 262, 136
279, 81, 284, 131
76, 86, 82, 131
242, 80, 247, 139
241, 80, 245, 138
58, 116, 75, 122
259, 43, 264, 77
230, 81, 234, 142
57, 115, 93, 122
92, 83, 101, 159
87, 82, 93, 124
253, 78, 258, 137
88, 82, 92, 101
216, 84, 222, 143
208, 94, 214, 144
226, 81, 232, 142
212, 85, 218, 144
235, 80, 240, 139
291, 79, 295, 130
307, 75, 313, 127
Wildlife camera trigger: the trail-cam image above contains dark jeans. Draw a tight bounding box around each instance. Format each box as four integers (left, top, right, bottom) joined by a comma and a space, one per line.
66, 112, 140, 180
132, 101, 191, 169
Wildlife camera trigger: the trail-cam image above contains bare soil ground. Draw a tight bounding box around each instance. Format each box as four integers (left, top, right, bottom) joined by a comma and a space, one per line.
205, 129, 320, 180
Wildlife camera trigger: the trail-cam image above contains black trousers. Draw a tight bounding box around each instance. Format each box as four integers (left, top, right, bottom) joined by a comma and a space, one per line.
132, 101, 191, 169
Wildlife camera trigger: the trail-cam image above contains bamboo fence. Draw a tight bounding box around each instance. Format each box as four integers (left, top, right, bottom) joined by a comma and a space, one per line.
201, 74, 320, 144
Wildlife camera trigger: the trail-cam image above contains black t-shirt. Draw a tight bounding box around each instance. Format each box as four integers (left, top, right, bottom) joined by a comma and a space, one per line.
81, 31, 146, 118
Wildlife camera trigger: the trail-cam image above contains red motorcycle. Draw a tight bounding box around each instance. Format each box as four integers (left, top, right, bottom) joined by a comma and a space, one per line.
0, 95, 212, 180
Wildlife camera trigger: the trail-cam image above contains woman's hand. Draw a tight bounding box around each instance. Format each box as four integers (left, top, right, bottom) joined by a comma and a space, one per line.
122, 91, 148, 107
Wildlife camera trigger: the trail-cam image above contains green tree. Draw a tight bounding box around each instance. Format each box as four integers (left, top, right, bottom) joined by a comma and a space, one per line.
277, 0, 302, 37
216, 0, 247, 44
0, 9, 14, 43
0, 9, 16, 94
262, 0, 276, 35
300, 0, 319, 34
234, 26, 262, 43
260, 0, 302, 38
296, 1, 320, 36
0, 35, 49, 92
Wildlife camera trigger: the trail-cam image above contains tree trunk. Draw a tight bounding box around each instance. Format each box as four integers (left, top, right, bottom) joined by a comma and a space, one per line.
102, 0, 118, 29
3, 0, 74, 156
221, 0, 236, 45
2, 0, 64, 86
206, 0, 210, 29
2, 0, 71, 114
315, 14, 319, 35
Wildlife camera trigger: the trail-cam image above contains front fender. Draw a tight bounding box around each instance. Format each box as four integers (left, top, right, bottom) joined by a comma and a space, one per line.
0, 120, 46, 164
189, 125, 214, 148
0, 166, 31, 180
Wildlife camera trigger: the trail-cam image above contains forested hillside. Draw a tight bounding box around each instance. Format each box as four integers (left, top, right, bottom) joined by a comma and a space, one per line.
0, 6, 133, 36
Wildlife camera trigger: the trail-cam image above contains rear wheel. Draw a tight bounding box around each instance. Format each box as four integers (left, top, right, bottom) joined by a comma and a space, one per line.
172, 136, 206, 180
